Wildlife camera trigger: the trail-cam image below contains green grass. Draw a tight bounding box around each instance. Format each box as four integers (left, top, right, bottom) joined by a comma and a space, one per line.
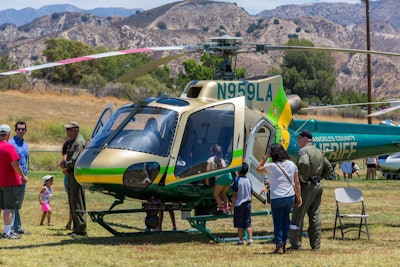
1, 172, 400, 266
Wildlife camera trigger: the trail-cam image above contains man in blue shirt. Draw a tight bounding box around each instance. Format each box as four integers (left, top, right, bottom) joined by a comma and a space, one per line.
9, 121, 29, 235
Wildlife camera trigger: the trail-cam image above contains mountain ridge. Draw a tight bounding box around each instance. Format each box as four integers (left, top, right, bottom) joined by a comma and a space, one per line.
1, 0, 400, 98
0, 4, 140, 26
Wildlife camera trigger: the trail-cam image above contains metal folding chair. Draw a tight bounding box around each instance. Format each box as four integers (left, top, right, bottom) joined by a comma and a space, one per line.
333, 187, 370, 240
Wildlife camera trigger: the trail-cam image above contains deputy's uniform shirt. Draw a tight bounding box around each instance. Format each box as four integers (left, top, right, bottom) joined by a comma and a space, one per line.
65, 133, 85, 173
297, 142, 332, 183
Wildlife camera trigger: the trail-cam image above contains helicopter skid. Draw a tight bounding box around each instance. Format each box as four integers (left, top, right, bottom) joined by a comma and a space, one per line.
88, 208, 151, 236
186, 210, 274, 243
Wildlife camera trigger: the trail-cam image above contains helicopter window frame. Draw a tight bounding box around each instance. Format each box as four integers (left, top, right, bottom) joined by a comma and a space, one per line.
175, 103, 235, 178
88, 105, 178, 157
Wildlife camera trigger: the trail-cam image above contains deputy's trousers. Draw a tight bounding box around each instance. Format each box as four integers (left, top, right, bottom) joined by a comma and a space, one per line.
289, 182, 323, 250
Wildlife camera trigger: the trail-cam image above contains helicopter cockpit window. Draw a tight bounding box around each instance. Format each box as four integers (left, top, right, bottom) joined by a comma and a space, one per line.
88, 105, 134, 148
89, 106, 177, 157
175, 103, 234, 178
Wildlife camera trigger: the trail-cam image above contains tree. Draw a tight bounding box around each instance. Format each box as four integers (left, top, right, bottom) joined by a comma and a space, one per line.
176, 53, 246, 89
33, 38, 96, 84
280, 38, 336, 102
0, 55, 28, 90
31, 38, 175, 98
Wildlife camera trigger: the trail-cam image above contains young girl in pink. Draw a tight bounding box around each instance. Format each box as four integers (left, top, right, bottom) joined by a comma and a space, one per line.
39, 175, 54, 226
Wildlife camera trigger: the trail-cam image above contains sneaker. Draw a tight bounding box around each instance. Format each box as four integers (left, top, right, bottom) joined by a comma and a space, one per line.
65, 223, 71, 230
247, 240, 253, 246
70, 232, 88, 239
172, 227, 177, 231
3, 232, 21, 239
235, 241, 244, 245
17, 230, 31, 235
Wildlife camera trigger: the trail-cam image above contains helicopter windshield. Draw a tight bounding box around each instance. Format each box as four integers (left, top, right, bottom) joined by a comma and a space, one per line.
88, 105, 177, 157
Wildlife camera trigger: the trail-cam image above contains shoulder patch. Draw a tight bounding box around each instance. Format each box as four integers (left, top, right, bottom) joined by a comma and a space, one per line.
298, 150, 307, 157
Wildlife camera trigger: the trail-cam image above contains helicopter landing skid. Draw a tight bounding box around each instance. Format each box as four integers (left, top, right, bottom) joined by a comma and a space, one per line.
186, 210, 274, 243
88, 199, 185, 236
88, 208, 150, 236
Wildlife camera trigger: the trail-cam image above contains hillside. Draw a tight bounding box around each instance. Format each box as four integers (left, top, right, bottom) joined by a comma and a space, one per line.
1, 1, 400, 98
0, 88, 127, 147
0, 87, 379, 148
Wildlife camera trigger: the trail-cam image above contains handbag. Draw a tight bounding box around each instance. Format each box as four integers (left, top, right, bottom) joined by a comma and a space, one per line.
266, 189, 271, 204
275, 163, 301, 205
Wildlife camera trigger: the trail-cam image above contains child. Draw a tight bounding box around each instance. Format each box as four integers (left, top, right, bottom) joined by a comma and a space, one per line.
205, 144, 232, 214
352, 162, 361, 178
231, 162, 253, 245
39, 175, 54, 226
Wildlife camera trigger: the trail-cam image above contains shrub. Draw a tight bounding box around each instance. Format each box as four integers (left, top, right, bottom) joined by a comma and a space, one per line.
29, 151, 60, 171
373, 78, 384, 88
157, 21, 167, 30
247, 23, 257, 33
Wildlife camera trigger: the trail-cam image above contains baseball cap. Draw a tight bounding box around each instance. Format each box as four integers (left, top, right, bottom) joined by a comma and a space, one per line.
297, 129, 312, 139
0, 124, 11, 134
42, 175, 54, 184
64, 121, 80, 128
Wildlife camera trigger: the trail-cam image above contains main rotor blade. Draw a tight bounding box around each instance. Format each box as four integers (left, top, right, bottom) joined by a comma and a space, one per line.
115, 52, 189, 83
252, 45, 400, 57
302, 100, 400, 110
0, 46, 193, 76
367, 105, 400, 117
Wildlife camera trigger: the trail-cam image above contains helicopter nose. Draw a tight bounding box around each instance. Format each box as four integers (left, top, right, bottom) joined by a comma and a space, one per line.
123, 162, 160, 193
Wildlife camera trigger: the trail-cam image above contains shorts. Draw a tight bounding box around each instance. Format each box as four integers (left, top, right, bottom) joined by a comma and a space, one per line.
0, 186, 22, 210
215, 173, 233, 186
233, 201, 252, 229
41, 203, 51, 212
367, 164, 376, 168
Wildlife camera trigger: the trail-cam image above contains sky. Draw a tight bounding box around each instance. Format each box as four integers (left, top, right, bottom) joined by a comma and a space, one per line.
0, 0, 366, 15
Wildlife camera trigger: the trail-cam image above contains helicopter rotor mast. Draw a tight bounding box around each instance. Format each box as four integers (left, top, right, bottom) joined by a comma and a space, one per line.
205, 36, 243, 80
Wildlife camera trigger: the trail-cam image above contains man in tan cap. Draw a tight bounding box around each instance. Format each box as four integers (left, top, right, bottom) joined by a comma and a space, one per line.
0, 124, 28, 239
63, 121, 87, 238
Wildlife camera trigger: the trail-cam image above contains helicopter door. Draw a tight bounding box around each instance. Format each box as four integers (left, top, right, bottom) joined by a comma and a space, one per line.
91, 102, 114, 139
172, 97, 245, 181
244, 119, 276, 203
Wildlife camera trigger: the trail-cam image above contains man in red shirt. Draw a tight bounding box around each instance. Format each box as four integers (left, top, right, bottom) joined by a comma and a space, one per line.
0, 124, 28, 239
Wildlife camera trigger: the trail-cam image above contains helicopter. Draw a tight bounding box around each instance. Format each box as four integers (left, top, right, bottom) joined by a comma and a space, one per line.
3, 35, 400, 239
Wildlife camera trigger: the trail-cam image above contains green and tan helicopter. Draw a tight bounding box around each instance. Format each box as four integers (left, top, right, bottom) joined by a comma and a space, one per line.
2, 36, 400, 240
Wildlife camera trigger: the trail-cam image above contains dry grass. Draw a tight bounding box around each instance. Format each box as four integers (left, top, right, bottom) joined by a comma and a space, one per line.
0, 89, 398, 266
0, 89, 127, 148
0, 172, 399, 267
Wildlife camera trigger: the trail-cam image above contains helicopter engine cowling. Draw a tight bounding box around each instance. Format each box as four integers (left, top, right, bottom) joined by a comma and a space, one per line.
287, 94, 302, 114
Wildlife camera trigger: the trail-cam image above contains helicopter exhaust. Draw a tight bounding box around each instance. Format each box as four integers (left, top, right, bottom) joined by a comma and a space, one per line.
287, 94, 302, 114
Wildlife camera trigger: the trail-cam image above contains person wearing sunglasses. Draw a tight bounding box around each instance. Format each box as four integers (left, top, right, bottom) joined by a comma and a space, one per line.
0, 123, 28, 239
8, 121, 30, 235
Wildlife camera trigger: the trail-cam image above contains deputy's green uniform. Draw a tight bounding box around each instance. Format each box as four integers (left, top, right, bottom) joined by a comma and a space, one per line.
66, 133, 87, 235
289, 142, 332, 250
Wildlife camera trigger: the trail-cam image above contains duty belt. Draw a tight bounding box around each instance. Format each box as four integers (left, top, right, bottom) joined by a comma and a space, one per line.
308, 176, 321, 184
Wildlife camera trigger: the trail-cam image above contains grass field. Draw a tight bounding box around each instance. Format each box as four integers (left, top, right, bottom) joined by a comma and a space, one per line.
0, 89, 398, 266
0, 171, 399, 267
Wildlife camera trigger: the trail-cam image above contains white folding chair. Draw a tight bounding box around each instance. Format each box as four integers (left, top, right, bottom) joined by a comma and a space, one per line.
333, 187, 370, 240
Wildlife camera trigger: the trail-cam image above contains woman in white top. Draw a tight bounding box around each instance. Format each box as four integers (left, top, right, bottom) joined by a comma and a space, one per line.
257, 143, 302, 254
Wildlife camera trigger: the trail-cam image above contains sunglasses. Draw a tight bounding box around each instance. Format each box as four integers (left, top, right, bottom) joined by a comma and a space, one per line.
16, 128, 26, 131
